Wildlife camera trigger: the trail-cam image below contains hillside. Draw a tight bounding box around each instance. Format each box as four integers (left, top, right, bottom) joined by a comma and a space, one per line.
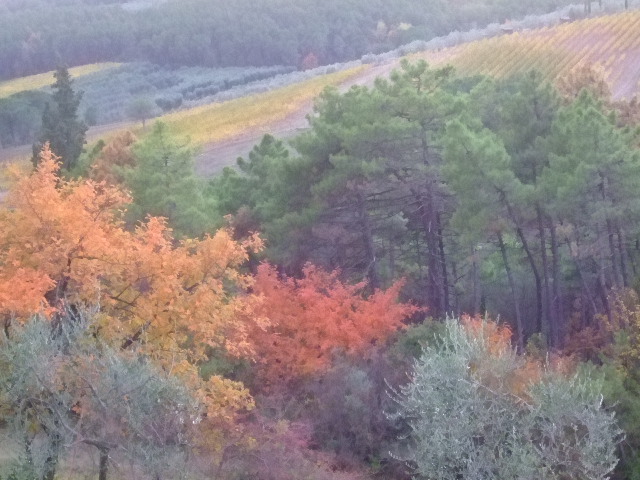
4, 9, 640, 174
4, 4, 640, 480
420, 9, 640, 99
0, 64, 373, 174
4, 8, 640, 174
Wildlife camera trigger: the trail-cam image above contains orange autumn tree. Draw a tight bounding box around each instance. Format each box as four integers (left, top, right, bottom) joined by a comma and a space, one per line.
89, 131, 137, 185
250, 262, 418, 384
459, 315, 545, 398
0, 145, 264, 423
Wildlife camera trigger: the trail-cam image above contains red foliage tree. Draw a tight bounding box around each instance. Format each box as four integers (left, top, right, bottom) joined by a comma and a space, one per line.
300, 52, 319, 71
250, 263, 418, 384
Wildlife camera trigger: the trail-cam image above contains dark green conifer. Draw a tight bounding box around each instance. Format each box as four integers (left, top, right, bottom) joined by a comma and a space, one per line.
32, 66, 87, 171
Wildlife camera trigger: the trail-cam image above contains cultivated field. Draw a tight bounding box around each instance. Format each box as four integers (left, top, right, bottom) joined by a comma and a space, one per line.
419, 10, 640, 99
4, 10, 640, 179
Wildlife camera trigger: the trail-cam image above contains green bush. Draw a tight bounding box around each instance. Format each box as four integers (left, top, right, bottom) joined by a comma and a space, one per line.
392, 318, 622, 480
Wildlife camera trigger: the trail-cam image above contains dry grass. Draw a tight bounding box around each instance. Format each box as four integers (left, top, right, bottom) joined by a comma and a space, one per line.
0, 63, 121, 99
154, 65, 368, 145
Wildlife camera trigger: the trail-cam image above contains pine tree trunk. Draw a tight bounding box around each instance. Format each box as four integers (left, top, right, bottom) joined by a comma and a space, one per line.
607, 218, 621, 288
419, 133, 445, 317
498, 232, 524, 350
451, 258, 460, 316
357, 192, 380, 289
43, 433, 61, 480
617, 227, 629, 287
571, 234, 599, 319
99, 448, 109, 480
388, 240, 396, 281
549, 221, 563, 346
502, 194, 543, 335
472, 246, 481, 316
537, 205, 552, 345
598, 262, 613, 325
415, 196, 442, 316
600, 174, 621, 288
437, 213, 450, 314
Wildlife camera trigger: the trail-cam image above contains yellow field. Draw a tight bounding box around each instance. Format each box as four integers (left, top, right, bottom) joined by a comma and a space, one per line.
417, 10, 640, 98
0, 62, 120, 99
156, 65, 368, 144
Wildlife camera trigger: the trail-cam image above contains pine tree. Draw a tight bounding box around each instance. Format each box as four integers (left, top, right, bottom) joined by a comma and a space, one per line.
32, 66, 87, 171
124, 122, 217, 237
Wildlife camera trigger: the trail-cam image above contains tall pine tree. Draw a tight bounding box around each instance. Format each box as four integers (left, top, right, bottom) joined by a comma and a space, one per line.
32, 66, 87, 171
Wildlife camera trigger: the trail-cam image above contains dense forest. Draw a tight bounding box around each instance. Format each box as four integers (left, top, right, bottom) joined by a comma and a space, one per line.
1, 55, 639, 479
3, 2, 640, 480
0, 0, 577, 79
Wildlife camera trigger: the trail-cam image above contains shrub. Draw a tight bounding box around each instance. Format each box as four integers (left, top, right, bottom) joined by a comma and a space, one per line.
391, 317, 622, 480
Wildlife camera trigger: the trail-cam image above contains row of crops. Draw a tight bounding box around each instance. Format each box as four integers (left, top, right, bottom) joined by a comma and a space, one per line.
0, 57, 361, 148
423, 9, 640, 97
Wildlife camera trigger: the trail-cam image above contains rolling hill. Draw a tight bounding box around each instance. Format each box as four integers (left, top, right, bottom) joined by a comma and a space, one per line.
3, 9, 640, 181
0, 64, 371, 179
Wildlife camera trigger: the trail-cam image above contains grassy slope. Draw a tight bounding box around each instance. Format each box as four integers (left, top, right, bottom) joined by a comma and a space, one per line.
417, 10, 640, 99
155, 65, 367, 144
0, 63, 121, 99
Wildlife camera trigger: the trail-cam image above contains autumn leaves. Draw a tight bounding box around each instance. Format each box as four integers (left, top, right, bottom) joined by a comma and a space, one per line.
0, 144, 415, 402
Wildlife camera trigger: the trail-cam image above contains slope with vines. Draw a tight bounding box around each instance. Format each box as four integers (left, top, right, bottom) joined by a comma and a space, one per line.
419, 10, 640, 99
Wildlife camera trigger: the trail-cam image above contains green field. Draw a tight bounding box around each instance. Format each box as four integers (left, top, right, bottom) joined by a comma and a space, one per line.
156, 65, 368, 144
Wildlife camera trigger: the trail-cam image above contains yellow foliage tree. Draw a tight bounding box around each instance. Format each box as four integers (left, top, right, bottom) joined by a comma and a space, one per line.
0, 144, 264, 427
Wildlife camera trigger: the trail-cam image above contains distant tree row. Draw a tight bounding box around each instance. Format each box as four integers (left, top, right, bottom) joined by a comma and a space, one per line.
0, 0, 576, 79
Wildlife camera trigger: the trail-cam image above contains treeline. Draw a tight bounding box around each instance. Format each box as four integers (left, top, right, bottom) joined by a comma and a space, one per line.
208, 62, 640, 352
0, 90, 49, 147
0, 0, 576, 79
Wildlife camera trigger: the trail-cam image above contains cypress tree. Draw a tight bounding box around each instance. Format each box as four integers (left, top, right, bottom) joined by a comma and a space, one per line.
32, 66, 87, 171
